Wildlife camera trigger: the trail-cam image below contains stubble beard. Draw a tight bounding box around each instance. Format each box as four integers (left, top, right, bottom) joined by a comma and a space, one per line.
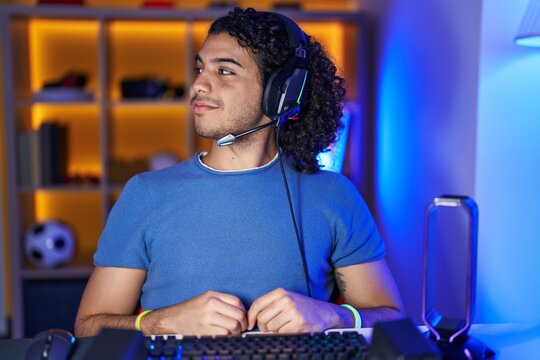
194, 100, 264, 146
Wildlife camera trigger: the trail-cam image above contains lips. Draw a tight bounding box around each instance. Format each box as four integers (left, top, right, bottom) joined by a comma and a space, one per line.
191, 100, 219, 114
193, 104, 217, 113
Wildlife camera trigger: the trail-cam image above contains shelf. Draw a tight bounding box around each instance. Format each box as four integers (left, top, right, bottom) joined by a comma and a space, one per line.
21, 267, 93, 280
15, 97, 187, 107
107, 98, 187, 107
18, 184, 102, 193
21, 250, 95, 280
15, 99, 99, 107
15, 99, 190, 107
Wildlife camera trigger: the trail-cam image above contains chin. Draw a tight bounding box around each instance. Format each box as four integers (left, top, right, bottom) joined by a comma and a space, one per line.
194, 126, 224, 140
195, 123, 235, 141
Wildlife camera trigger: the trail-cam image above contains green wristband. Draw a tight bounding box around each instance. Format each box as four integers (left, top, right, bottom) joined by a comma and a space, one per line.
340, 304, 362, 328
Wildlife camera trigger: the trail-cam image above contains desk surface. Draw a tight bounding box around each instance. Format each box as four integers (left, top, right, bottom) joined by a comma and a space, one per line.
1, 323, 539, 360
466, 323, 540, 359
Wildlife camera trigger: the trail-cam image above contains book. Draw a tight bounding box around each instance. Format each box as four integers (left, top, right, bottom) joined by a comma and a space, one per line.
54, 124, 68, 184
39, 123, 52, 185
29, 130, 42, 187
39, 122, 69, 186
17, 132, 32, 187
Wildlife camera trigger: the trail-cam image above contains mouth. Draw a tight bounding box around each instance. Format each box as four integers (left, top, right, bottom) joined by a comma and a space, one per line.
191, 97, 220, 114
192, 103, 218, 114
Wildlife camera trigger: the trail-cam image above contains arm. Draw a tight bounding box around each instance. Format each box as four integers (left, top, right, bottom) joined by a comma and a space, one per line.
247, 259, 404, 332
76, 267, 248, 337
75, 266, 146, 337
335, 259, 404, 327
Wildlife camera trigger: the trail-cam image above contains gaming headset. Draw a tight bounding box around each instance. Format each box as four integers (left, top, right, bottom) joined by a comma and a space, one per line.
261, 13, 309, 126
216, 12, 309, 147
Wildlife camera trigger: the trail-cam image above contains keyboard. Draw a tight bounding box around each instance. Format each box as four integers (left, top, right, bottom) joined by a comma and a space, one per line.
145, 331, 369, 360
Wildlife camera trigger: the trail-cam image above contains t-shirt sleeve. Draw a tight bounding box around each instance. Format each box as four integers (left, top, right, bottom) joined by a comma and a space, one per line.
331, 175, 386, 267
93, 175, 151, 269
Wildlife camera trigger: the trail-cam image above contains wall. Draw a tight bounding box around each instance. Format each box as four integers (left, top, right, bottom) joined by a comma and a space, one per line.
360, 0, 482, 322
475, 0, 540, 323
363, 0, 540, 324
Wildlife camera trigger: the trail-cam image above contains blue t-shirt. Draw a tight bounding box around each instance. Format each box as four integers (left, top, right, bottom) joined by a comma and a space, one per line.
94, 153, 385, 311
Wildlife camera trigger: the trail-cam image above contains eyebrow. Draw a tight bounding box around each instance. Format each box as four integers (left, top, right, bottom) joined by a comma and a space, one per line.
195, 54, 244, 68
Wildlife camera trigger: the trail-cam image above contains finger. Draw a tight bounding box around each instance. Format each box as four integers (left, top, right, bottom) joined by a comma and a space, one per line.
257, 296, 293, 332
247, 306, 258, 331
268, 306, 306, 334
266, 308, 295, 333
207, 297, 248, 331
277, 319, 305, 334
213, 292, 246, 310
205, 311, 244, 335
256, 306, 281, 332
206, 324, 233, 336
248, 288, 286, 329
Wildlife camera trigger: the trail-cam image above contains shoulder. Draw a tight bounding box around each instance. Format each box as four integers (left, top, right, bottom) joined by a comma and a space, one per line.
303, 170, 372, 216
298, 169, 358, 194
136, 155, 200, 185
114, 156, 201, 203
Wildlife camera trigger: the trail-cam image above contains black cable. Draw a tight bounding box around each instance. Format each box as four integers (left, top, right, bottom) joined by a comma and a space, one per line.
275, 127, 312, 298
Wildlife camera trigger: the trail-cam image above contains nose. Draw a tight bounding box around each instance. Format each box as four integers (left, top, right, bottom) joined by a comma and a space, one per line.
190, 71, 211, 95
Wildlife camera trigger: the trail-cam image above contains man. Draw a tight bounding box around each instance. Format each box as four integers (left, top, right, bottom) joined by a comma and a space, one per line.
75, 8, 403, 337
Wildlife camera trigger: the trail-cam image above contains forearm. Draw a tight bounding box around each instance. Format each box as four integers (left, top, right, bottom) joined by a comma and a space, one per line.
140, 307, 179, 335
358, 306, 405, 328
75, 313, 138, 337
329, 303, 356, 329
75, 308, 181, 336
328, 304, 404, 330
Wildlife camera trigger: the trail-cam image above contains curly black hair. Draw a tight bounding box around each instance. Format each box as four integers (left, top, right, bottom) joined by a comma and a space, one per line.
209, 8, 346, 173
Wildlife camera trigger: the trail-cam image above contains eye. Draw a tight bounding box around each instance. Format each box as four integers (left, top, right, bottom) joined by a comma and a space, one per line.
218, 68, 234, 75
194, 67, 202, 75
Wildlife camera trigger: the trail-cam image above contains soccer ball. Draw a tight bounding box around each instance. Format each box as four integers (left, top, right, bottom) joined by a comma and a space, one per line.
25, 220, 75, 268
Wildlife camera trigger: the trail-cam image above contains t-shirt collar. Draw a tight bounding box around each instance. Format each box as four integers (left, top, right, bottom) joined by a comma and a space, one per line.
197, 151, 280, 173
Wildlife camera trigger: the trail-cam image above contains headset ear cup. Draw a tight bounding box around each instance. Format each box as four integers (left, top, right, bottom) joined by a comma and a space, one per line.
262, 69, 285, 118
261, 13, 308, 122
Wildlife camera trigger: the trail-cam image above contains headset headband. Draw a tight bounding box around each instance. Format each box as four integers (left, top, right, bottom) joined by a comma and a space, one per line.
261, 12, 309, 125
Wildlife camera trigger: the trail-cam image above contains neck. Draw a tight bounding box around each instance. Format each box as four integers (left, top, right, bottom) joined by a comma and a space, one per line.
201, 125, 278, 171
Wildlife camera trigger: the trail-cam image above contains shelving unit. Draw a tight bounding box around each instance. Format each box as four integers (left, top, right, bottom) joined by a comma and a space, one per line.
0, 4, 366, 338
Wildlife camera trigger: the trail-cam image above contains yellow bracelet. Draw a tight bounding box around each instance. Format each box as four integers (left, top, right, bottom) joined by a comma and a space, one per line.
135, 310, 153, 331
340, 304, 362, 328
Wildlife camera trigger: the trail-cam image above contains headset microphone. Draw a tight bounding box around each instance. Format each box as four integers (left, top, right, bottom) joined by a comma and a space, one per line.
216, 120, 276, 147
215, 104, 300, 147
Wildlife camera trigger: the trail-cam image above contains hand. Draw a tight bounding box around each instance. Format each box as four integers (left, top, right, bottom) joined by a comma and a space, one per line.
149, 291, 248, 336
247, 288, 342, 333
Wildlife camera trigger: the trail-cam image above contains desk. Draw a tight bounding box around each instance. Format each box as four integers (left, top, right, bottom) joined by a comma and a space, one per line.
0, 336, 94, 360
1, 323, 539, 359
465, 323, 540, 359
356, 323, 540, 359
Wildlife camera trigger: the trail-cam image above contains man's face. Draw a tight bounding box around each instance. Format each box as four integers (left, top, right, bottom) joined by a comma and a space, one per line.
190, 33, 265, 140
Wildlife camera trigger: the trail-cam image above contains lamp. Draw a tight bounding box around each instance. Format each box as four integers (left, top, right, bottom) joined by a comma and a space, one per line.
515, 0, 540, 47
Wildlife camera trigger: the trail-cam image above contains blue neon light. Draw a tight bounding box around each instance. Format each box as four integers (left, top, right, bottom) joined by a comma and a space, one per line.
317, 110, 351, 173
515, 35, 540, 47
